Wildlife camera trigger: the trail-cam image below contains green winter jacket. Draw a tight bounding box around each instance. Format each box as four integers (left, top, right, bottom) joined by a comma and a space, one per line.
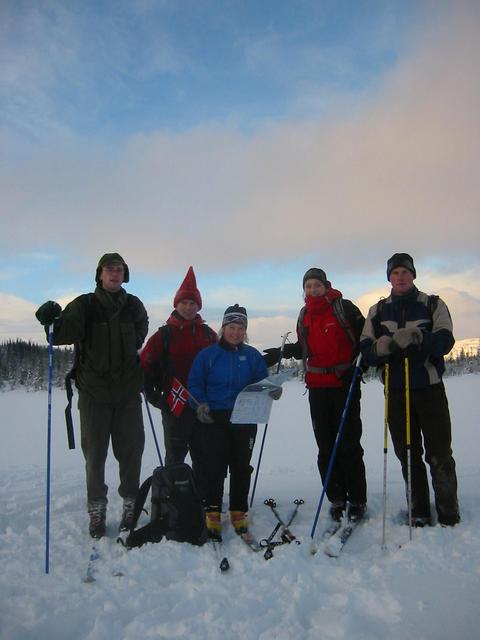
52, 286, 148, 406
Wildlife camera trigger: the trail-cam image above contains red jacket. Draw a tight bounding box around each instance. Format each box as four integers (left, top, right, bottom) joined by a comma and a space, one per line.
300, 290, 355, 388
140, 312, 216, 392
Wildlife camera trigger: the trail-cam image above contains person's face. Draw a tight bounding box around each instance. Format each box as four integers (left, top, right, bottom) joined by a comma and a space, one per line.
223, 322, 246, 346
389, 267, 414, 296
101, 262, 124, 292
176, 299, 199, 320
304, 278, 327, 297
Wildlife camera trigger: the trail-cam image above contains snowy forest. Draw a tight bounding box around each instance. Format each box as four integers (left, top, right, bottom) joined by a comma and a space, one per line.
0, 338, 479, 391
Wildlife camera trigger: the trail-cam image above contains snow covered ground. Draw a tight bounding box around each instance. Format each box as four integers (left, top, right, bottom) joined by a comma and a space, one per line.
1, 375, 479, 640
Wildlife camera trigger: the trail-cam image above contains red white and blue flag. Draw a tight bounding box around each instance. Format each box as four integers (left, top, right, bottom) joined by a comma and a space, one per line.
167, 378, 189, 417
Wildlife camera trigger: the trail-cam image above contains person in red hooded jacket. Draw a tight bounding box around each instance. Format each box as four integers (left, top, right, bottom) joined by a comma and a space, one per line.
265, 268, 367, 524
140, 267, 216, 476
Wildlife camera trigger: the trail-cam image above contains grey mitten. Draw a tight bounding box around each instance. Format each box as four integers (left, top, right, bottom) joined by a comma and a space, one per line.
392, 327, 423, 349
374, 335, 396, 357
197, 403, 214, 423
269, 387, 283, 400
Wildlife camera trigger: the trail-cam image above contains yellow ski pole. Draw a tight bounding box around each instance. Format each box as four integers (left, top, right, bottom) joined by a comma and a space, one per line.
405, 356, 412, 541
382, 363, 389, 550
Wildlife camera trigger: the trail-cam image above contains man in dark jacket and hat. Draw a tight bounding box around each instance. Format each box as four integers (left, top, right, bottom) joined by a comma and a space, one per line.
35, 253, 149, 538
360, 253, 460, 527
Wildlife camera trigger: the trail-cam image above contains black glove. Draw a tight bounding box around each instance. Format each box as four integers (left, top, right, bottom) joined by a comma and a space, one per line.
35, 301, 62, 326
145, 389, 163, 410
281, 343, 297, 359
263, 348, 281, 368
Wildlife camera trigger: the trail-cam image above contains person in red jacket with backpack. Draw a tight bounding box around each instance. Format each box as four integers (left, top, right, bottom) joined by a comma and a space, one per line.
265, 268, 367, 524
140, 267, 216, 475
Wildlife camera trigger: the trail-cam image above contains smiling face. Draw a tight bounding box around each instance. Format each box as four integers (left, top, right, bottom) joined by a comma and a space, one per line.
100, 262, 124, 292
222, 322, 246, 346
304, 278, 327, 297
176, 299, 200, 320
389, 267, 415, 296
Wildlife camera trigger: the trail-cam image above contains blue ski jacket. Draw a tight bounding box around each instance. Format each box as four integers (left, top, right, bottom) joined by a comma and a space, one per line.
188, 340, 268, 411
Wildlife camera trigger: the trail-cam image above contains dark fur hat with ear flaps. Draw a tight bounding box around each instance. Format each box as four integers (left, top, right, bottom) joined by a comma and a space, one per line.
95, 253, 130, 284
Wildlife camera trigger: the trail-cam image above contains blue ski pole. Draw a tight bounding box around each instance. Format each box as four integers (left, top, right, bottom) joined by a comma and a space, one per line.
143, 392, 164, 466
249, 331, 291, 508
309, 354, 363, 552
45, 323, 54, 574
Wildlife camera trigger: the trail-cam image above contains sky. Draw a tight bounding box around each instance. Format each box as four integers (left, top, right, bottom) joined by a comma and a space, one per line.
1, 0, 479, 350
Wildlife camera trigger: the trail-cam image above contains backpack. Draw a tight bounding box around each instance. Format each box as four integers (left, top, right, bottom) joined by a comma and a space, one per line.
125, 463, 209, 549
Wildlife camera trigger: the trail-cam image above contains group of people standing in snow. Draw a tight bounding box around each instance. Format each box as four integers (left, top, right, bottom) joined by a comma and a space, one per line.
35, 251, 460, 541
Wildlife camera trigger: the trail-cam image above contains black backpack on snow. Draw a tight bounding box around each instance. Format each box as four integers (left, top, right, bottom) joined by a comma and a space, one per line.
125, 463, 208, 548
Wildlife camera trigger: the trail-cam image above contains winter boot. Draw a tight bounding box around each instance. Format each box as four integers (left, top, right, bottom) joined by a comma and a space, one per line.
348, 502, 366, 523
230, 510, 249, 535
329, 502, 345, 523
412, 516, 431, 528
88, 500, 106, 539
119, 497, 136, 532
205, 511, 222, 539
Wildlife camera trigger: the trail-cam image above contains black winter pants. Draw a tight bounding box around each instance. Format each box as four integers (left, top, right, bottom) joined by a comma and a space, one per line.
78, 392, 145, 506
388, 382, 459, 524
199, 415, 257, 513
308, 384, 367, 507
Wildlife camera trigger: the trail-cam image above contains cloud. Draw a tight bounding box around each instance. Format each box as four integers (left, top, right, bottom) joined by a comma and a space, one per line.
0, 293, 45, 343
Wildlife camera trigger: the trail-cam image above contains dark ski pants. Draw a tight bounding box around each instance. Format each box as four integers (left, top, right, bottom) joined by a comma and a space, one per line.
161, 405, 203, 467
309, 384, 367, 507
199, 416, 257, 513
78, 392, 145, 507
388, 382, 459, 524
161, 405, 206, 496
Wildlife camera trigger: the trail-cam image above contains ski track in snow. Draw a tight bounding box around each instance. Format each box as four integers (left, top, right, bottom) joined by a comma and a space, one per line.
1, 376, 479, 640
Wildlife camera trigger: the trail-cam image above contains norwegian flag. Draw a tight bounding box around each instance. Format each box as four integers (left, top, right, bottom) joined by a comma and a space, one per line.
167, 378, 189, 417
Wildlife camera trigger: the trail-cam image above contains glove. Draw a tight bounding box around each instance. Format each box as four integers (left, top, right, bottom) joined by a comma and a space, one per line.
374, 335, 396, 357
197, 403, 214, 424
263, 348, 281, 368
281, 343, 297, 359
145, 389, 163, 410
35, 301, 62, 326
392, 327, 423, 349
269, 387, 283, 400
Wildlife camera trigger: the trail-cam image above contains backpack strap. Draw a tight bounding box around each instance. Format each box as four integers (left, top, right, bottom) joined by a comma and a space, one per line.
332, 298, 357, 350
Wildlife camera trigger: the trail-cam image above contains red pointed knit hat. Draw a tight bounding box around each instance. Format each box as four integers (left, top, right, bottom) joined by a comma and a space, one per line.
173, 266, 202, 310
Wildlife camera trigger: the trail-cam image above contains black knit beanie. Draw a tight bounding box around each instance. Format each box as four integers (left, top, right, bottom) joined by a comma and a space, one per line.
302, 268, 330, 289
386, 253, 416, 280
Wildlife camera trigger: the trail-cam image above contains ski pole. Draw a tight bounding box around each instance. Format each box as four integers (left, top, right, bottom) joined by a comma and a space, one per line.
309, 354, 363, 551
405, 356, 412, 541
249, 331, 291, 508
45, 323, 54, 574
143, 392, 164, 466
381, 363, 390, 550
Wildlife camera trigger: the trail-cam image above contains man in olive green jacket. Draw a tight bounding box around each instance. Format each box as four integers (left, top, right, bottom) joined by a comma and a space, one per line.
36, 253, 148, 538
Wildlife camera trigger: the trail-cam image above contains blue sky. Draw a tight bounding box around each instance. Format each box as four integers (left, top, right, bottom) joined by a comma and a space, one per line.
1, 1, 479, 349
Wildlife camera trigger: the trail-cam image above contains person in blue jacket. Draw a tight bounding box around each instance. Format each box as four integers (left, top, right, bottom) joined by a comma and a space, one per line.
188, 304, 280, 538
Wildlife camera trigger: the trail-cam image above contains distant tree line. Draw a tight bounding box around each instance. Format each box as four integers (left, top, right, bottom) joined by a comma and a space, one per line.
0, 339, 479, 391
277, 347, 480, 380
0, 339, 74, 391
